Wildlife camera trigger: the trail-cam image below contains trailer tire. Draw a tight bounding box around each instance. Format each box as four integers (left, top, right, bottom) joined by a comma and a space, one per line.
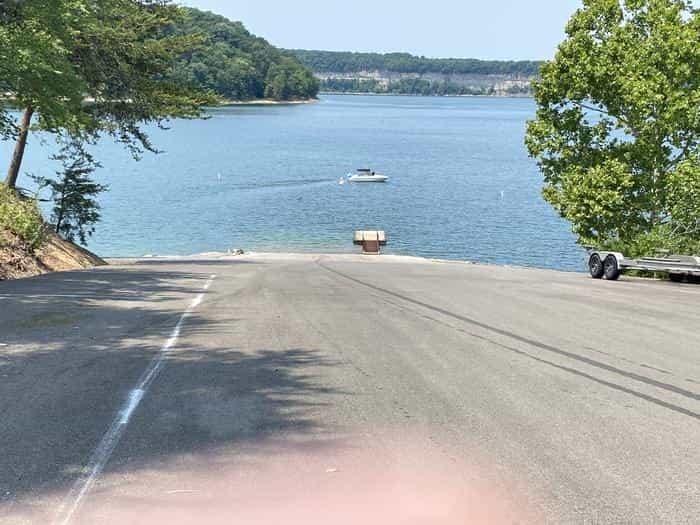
603, 255, 621, 281
589, 254, 604, 279
669, 273, 684, 283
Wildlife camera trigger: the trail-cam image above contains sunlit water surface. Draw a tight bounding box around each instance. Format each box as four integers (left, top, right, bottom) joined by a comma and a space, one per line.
4, 95, 584, 271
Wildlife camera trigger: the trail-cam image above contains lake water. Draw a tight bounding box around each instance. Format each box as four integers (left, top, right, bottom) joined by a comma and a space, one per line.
5, 95, 585, 271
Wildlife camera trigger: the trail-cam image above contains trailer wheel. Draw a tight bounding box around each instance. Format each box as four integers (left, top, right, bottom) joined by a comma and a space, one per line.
589, 254, 604, 279
603, 255, 621, 281
669, 273, 684, 283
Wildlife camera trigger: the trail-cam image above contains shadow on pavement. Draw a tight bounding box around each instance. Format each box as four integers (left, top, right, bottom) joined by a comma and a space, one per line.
110, 259, 257, 267
0, 261, 343, 515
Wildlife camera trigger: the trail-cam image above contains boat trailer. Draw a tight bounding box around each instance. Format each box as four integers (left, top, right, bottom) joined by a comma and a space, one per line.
587, 249, 700, 282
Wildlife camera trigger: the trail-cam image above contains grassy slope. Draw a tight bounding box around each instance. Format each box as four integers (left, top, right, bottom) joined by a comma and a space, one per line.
0, 185, 105, 280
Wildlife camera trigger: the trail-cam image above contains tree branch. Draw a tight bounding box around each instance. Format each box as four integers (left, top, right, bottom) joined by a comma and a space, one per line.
571, 101, 633, 130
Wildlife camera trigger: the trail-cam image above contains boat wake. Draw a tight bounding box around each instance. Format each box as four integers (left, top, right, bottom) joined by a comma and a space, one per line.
230, 178, 335, 191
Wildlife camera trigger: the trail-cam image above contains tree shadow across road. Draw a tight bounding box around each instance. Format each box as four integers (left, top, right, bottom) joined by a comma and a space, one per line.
0, 259, 256, 304
0, 261, 345, 517
114, 345, 343, 472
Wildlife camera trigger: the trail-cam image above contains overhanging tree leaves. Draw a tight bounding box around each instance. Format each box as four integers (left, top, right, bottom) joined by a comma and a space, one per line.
525, 0, 700, 255
0, 0, 88, 186
1, 0, 214, 189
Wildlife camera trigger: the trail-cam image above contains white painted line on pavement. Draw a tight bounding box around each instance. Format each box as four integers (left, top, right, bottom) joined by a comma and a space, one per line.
0, 294, 114, 299
54, 274, 217, 525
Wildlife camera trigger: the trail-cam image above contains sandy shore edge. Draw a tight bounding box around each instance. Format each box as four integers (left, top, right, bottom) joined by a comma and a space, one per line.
103, 251, 586, 276
218, 98, 318, 106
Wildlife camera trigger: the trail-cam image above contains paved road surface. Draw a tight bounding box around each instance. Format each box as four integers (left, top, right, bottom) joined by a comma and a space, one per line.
0, 254, 698, 524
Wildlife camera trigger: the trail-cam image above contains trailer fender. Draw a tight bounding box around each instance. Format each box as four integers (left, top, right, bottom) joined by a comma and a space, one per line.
589, 251, 625, 266
603, 252, 626, 267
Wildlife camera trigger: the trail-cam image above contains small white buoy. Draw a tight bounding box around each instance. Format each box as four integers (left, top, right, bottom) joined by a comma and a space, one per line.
499, 190, 505, 200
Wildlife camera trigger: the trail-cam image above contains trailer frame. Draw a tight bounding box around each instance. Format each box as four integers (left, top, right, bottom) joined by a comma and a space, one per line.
586, 249, 700, 282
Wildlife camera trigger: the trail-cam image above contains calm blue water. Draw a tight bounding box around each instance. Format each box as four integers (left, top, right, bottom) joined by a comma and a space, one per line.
4, 95, 584, 271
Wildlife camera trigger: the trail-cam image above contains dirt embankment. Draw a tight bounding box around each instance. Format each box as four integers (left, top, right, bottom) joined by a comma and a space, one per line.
0, 228, 105, 281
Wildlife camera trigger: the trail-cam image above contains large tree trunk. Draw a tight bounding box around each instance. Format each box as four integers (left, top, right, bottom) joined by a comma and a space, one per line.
4, 106, 34, 189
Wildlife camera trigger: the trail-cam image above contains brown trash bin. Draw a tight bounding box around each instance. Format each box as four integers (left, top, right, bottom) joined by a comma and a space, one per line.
353, 231, 387, 254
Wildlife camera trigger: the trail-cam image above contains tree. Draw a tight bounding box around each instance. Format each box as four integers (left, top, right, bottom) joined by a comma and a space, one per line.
34, 141, 107, 245
1, 0, 213, 190
169, 8, 318, 102
1, 0, 88, 186
264, 64, 290, 100
525, 0, 700, 255
665, 159, 700, 253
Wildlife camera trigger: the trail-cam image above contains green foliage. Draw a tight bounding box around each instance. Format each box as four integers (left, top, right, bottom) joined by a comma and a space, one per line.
0, 111, 15, 141
667, 159, 700, 236
171, 9, 318, 101
525, 0, 700, 255
66, 0, 215, 156
1, 0, 215, 186
290, 49, 542, 76
665, 158, 700, 252
34, 142, 107, 245
0, 184, 47, 250
0, 0, 87, 136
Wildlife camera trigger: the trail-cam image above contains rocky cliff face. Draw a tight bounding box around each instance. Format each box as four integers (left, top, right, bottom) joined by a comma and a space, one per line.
317, 70, 535, 95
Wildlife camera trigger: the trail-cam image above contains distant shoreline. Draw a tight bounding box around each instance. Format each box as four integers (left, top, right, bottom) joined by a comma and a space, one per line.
319, 91, 534, 99
3, 98, 320, 110
219, 98, 318, 107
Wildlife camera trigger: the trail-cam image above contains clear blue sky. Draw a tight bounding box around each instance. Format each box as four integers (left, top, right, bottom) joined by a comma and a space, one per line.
180, 1, 584, 60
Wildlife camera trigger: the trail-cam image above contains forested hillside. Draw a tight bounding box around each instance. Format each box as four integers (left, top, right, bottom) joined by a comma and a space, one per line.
289, 50, 541, 76
171, 9, 319, 101
289, 50, 541, 96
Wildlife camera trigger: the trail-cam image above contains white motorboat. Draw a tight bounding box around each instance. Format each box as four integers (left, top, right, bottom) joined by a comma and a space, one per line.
347, 168, 389, 183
